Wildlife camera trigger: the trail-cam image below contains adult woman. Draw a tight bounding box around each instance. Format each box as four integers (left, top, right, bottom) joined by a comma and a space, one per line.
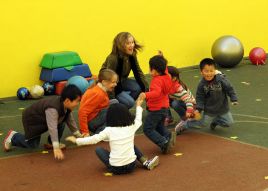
101, 32, 148, 108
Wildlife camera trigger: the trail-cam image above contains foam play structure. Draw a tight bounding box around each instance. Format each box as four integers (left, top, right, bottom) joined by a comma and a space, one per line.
40, 51, 82, 69
39, 51, 92, 82
54, 76, 96, 95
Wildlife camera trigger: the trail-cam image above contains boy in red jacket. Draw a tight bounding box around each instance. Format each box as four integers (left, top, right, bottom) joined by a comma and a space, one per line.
139, 55, 176, 154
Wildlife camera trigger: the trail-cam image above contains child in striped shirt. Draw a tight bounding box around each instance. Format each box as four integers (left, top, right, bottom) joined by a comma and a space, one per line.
167, 66, 198, 134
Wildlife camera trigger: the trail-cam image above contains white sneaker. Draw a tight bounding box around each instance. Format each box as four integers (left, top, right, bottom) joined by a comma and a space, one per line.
3, 130, 17, 152
175, 120, 186, 135
143, 156, 159, 170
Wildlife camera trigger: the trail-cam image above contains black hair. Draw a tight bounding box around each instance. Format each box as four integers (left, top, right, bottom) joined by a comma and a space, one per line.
167, 66, 188, 89
199, 58, 216, 70
60, 84, 82, 102
149, 55, 167, 75
106, 103, 135, 127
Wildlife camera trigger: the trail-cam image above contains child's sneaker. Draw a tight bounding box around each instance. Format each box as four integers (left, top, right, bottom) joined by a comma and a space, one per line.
3, 130, 17, 152
210, 122, 217, 130
164, 117, 175, 127
161, 132, 176, 154
175, 120, 186, 135
143, 156, 159, 170
44, 143, 66, 150
171, 131, 176, 146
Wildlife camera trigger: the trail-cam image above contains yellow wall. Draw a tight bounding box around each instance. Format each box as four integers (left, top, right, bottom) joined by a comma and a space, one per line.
1, 0, 268, 98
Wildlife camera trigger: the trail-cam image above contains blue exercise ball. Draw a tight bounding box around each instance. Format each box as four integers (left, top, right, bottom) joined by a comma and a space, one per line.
88, 79, 95, 88
42, 82, 55, 95
17, 87, 30, 100
211, 35, 244, 68
67, 76, 89, 94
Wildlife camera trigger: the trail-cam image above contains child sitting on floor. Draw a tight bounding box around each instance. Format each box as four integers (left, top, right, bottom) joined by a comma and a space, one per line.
66, 97, 159, 175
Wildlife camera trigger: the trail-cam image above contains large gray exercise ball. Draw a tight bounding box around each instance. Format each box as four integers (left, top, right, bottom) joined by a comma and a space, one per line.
211, 35, 244, 68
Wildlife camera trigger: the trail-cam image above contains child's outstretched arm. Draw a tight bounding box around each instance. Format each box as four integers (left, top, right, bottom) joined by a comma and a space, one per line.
66, 130, 109, 146
133, 98, 144, 131
170, 85, 195, 118
138, 92, 146, 101
65, 136, 77, 144
65, 113, 83, 138
136, 95, 144, 107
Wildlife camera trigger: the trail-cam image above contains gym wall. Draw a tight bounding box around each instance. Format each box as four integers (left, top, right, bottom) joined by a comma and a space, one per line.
0, 0, 267, 98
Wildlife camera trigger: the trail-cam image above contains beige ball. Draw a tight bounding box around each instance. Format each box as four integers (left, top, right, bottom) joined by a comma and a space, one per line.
29, 85, 44, 99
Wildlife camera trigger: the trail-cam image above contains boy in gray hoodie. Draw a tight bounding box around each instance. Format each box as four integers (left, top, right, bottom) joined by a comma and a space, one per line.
183, 58, 238, 130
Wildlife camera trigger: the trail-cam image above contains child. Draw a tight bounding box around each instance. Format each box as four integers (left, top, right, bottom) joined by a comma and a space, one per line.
139, 55, 176, 154
101, 32, 148, 109
183, 58, 238, 130
167, 66, 197, 134
66, 98, 159, 175
3, 85, 82, 160
78, 69, 119, 137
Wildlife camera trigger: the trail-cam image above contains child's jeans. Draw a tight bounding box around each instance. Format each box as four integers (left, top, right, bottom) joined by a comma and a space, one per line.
170, 100, 187, 119
95, 145, 143, 174
143, 109, 170, 149
11, 123, 65, 148
185, 111, 234, 128
88, 109, 107, 134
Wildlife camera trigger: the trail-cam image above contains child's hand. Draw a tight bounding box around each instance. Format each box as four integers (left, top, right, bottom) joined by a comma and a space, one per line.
136, 96, 144, 107
53, 148, 64, 160
139, 93, 146, 100
82, 133, 90, 137
73, 130, 83, 138
65, 136, 77, 144
193, 110, 201, 120
232, 102, 239, 105
185, 112, 192, 118
158, 50, 163, 56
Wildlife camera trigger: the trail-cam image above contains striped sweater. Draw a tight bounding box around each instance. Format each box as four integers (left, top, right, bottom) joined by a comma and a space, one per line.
170, 81, 196, 113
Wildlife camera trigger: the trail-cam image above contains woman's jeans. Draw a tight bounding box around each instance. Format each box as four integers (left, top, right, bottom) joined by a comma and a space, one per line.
116, 79, 142, 109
